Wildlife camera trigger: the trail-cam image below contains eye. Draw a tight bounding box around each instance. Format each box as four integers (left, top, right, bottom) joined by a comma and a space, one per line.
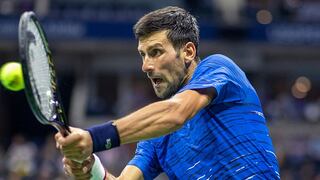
139, 52, 146, 59
149, 49, 162, 57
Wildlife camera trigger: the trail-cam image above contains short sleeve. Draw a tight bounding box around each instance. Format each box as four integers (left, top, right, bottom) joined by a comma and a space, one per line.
180, 65, 229, 95
178, 55, 244, 104
128, 140, 163, 180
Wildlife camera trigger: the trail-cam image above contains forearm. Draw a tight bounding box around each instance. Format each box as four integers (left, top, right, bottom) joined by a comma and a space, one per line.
90, 155, 137, 180
87, 90, 212, 153
105, 172, 117, 180
114, 99, 186, 144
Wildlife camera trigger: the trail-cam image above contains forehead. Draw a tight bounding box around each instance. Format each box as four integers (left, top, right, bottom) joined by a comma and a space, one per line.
137, 30, 171, 51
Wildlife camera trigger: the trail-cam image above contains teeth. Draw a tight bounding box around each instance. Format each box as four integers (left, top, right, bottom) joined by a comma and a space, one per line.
152, 79, 156, 84
153, 78, 161, 84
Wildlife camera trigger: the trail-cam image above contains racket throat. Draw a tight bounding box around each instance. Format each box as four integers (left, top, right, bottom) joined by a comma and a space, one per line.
51, 121, 70, 137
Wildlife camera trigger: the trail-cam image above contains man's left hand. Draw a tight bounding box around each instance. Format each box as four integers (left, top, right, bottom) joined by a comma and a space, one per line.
63, 155, 95, 180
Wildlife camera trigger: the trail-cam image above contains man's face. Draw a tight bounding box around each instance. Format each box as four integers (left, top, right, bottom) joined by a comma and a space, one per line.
138, 31, 187, 99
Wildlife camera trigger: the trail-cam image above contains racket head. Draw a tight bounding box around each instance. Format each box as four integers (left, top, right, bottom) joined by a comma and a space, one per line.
18, 11, 70, 136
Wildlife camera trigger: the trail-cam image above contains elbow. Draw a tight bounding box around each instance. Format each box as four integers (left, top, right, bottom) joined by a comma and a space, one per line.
163, 116, 184, 132
161, 112, 186, 133
164, 101, 188, 130
171, 114, 186, 128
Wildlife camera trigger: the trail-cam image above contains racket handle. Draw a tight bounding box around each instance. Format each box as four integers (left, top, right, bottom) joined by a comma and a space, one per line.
53, 122, 90, 164
52, 122, 70, 137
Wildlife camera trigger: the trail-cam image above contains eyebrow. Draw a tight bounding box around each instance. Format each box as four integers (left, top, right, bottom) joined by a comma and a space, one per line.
138, 43, 164, 53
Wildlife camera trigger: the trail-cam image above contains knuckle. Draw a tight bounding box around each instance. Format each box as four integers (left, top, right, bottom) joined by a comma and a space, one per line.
54, 133, 60, 139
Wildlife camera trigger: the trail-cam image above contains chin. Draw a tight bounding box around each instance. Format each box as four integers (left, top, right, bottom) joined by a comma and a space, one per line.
153, 89, 166, 99
155, 89, 176, 99
155, 91, 166, 99
153, 82, 179, 99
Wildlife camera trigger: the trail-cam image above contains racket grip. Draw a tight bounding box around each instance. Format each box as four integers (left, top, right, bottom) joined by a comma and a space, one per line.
52, 122, 70, 137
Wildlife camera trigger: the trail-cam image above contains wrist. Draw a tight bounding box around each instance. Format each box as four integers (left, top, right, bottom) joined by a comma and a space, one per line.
86, 121, 120, 152
90, 154, 106, 180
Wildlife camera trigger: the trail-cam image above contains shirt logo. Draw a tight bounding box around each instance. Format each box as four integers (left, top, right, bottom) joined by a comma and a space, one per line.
105, 138, 112, 149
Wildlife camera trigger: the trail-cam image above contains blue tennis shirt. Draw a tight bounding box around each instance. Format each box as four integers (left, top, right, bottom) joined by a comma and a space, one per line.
128, 54, 280, 179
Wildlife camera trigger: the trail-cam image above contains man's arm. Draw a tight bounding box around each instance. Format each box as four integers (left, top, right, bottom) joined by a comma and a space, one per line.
117, 165, 144, 180
102, 165, 144, 180
115, 89, 215, 144
56, 89, 215, 161
64, 155, 143, 180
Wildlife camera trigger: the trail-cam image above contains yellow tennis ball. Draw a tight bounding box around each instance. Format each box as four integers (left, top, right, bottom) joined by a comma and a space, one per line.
0, 62, 24, 91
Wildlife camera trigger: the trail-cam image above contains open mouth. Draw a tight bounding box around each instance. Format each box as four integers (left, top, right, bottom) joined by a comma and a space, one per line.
151, 78, 163, 86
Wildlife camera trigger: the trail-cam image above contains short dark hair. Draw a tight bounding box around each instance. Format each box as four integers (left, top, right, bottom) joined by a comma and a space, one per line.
133, 6, 200, 61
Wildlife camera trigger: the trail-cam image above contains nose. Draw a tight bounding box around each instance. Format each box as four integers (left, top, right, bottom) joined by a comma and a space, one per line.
141, 57, 154, 73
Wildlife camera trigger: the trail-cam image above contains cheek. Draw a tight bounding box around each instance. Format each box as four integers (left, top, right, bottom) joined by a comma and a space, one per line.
164, 62, 185, 82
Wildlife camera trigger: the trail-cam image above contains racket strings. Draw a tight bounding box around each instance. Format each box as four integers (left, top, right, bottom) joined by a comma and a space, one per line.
27, 20, 55, 121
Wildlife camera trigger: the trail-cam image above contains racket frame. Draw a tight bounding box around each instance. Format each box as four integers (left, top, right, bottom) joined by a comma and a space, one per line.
19, 11, 70, 136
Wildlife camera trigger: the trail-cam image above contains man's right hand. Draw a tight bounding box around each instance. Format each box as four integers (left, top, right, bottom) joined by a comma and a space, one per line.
55, 126, 93, 162
63, 155, 94, 180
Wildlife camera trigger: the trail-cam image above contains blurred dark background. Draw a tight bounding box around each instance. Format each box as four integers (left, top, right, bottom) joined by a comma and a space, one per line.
0, 0, 320, 179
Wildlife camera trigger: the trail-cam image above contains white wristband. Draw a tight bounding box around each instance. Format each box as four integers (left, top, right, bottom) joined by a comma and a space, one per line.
90, 154, 106, 180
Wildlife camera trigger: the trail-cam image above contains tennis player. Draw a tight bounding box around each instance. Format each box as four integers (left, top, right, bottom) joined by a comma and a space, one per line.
55, 6, 280, 179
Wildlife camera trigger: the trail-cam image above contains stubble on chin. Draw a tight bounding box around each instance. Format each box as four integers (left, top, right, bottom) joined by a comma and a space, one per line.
155, 83, 179, 99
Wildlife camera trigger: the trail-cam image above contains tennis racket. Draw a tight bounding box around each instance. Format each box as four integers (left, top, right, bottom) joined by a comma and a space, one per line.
18, 11, 70, 136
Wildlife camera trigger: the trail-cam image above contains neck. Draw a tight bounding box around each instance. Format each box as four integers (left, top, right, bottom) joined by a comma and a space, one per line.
180, 61, 197, 87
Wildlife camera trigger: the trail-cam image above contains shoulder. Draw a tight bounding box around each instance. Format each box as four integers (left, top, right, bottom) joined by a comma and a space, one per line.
191, 54, 236, 76
199, 54, 236, 67
195, 54, 242, 78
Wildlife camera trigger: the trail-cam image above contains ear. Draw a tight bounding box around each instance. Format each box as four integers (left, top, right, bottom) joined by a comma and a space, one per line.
182, 42, 196, 66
